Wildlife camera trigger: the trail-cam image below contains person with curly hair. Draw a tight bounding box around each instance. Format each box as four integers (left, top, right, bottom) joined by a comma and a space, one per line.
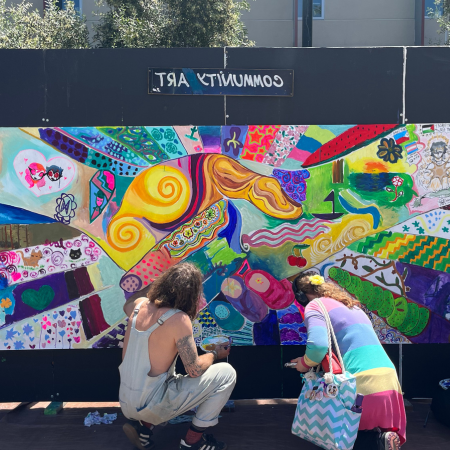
291, 272, 406, 450
119, 262, 236, 450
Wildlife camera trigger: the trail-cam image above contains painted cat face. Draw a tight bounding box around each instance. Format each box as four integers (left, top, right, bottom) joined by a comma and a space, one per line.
69, 249, 82, 260
30, 249, 43, 259
46, 165, 63, 182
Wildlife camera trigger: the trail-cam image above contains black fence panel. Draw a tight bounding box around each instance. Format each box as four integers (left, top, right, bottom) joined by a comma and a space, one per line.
405, 47, 450, 124
225, 47, 404, 125
0, 47, 449, 401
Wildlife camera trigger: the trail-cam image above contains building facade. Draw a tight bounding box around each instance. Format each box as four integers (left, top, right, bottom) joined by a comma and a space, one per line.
241, 0, 445, 47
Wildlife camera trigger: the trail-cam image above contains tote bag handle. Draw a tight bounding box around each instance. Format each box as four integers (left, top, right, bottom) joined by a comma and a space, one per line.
315, 299, 346, 375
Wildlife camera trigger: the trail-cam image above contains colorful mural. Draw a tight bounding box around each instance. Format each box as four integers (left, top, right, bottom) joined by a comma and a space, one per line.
1, 123, 450, 351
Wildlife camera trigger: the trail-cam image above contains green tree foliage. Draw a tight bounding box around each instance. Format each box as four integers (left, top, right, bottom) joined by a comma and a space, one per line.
94, 0, 254, 48
429, 0, 450, 45
0, 0, 89, 49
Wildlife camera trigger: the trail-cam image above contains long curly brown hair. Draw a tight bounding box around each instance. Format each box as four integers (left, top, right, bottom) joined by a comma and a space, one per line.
147, 262, 203, 320
295, 271, 360, 308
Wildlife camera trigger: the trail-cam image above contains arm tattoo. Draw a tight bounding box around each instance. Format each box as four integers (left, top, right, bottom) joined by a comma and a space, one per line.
176, 334, 208, 377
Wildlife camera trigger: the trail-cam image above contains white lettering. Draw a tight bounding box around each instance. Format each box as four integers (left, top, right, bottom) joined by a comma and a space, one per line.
167, 72, 177, 87
178, 73, 190, 87
233, 74, 243, 87
197, 73, 209, 86
154, 72, 166, 87
263, 75, 273, 87
216, 73, 223, 87
222, 74, 234, 87
273, 75, 284, 88
253, 75, 264, 87
244, 74, 253, 87
205, 74, 216, 87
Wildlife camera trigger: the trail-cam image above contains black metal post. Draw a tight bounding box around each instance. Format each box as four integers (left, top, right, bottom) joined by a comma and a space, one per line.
302, 0, 313, 47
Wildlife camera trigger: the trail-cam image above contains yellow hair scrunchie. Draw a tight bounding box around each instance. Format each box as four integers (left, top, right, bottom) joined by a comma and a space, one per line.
309, 275, 325, 286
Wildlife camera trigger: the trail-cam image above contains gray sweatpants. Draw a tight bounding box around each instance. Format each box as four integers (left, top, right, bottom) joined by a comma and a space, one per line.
122, 363, 236, 428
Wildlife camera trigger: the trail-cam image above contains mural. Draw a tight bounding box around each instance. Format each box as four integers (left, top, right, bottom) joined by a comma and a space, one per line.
1, 123, 450, 351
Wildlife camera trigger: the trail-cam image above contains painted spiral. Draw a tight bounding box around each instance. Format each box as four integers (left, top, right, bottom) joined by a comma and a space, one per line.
140, 165, 190, 223
107, 216, 153, 252
51, 252, 64, 266
6, 265, 17, 274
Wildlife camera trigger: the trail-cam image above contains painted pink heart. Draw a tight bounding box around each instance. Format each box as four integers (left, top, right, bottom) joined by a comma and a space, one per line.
46, 321, 51, 326
74, 337, 81, 343
11, 273, 21, 282
42, 325, 47, 330
52, 323, 57, 328
67, 308, 71, 312
76, 321, 81, 327
58, 320, 66, 328
13, 149, 76, 197
42, 342, 46, 348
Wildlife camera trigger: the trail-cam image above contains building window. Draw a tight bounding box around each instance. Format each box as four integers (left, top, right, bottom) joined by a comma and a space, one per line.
425, 0, 443, 18
298, 0, 324, 19
50, 0, 82, 13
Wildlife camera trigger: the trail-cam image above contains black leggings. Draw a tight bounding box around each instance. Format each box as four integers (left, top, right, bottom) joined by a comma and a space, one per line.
353, 430, 379, 450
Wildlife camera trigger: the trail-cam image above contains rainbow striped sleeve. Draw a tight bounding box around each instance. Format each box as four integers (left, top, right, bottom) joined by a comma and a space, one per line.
302, 304, 329, 366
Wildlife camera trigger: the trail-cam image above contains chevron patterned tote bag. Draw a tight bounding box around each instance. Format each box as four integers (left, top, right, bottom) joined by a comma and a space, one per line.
291, 300, 362, 450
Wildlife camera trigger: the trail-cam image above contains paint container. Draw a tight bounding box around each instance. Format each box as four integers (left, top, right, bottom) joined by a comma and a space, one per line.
200, 335, 232, 352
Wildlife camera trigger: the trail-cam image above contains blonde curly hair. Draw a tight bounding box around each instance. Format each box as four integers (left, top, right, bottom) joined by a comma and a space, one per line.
295, 271, 360, 308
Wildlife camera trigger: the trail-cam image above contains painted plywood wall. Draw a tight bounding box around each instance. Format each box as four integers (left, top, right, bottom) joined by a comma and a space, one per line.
1, 123, 450, 351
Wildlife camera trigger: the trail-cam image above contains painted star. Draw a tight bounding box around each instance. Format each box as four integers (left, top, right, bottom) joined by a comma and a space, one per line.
249, 129, 264, 145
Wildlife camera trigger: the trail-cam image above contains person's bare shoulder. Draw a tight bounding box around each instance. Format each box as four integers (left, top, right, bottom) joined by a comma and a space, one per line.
123, 297, 147, 318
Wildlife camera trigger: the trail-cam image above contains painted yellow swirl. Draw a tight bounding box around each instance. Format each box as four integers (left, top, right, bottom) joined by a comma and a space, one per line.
107, 216, 155, 252
113, 165, 190, 225
307, 216, 372, 266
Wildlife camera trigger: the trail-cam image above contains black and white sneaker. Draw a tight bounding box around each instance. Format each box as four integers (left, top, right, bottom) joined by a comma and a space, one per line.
179, 433, 227, 450
123, 420, 155, 450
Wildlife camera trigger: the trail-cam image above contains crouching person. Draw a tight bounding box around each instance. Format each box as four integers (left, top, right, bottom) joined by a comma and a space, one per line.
119, 263, 236, 450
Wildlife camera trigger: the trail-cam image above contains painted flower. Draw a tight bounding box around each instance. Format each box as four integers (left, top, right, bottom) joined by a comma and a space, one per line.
23, 324, 33, 336
309, 275, 325, 286
166, 143, 177, 154
151, 128, 163, 141
0, 298, 12, 309
392, 176, 403, 187
14, 341, 25, 350
205, 208, 217, 220
183, 228, 194, 239
377, 138, 403, 164
164, 129, 176, 141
